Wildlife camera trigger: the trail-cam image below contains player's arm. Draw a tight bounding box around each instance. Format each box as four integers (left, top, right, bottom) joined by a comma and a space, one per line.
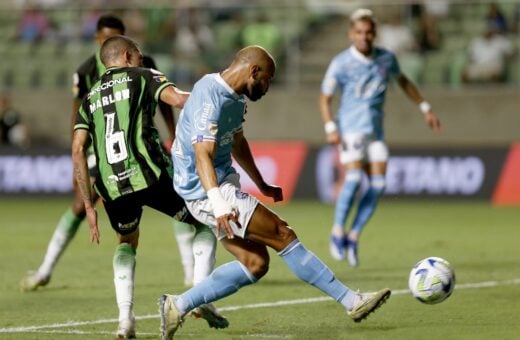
71, 99, 81, 138
232, 131, 283, 202
193, 140, 239, 239
319, 93, 340, 144
396, 74, 441, 132
157, 101, 176, 140
71, 128, 99, 244
159, 86, 190, 110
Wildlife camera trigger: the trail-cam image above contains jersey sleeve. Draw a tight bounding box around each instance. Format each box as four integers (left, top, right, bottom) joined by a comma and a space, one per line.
74, 102, 90, 131
142, 68, 175, 102
321, 58, 340, 96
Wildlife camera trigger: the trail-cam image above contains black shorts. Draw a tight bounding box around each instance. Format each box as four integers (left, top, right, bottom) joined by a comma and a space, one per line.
103, 173, 192, 235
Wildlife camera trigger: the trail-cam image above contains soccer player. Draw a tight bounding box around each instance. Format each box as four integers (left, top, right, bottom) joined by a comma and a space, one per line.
19, 14, 209, 292
72, 35, 227, 339
157, 45, 391, 339
320, 9, 441, 267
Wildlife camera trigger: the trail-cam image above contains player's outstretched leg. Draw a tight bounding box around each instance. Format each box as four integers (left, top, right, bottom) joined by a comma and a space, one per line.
278, 238, 390, 322
20, 208, 82, 291
159, 260, 257, 338
330, 169, 362, 260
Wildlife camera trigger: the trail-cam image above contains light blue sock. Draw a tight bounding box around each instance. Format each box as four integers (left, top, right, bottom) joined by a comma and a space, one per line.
176, 260, 256, 315
279, 239, 349, 302
351, 175, 385, 235
333, 169, 362, 228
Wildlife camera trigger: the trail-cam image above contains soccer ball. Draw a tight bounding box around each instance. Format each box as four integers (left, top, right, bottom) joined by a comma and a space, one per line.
408, 257, 455, 304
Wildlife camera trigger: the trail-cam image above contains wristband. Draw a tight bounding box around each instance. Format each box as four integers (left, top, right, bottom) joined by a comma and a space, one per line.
419, 101, 431, 114
324, 121, 337, 134
207, 187, 232, 218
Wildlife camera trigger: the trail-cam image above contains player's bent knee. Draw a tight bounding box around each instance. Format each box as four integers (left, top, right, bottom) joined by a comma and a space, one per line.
237, 252, 269, 279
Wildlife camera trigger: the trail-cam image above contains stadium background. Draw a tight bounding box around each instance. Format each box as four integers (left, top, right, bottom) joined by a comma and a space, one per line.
0, 0, 519, 204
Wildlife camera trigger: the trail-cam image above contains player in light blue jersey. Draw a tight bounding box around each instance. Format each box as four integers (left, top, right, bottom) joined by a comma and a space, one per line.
320, 9, 441, 267
159, 45, 391, 339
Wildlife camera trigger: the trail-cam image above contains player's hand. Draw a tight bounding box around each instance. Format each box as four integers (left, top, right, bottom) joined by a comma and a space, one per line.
85, 206, 99, 244
326, 130, 341, 144
215, 209, 240, 240
260, 183, 284, 202
424, 111, 442, 133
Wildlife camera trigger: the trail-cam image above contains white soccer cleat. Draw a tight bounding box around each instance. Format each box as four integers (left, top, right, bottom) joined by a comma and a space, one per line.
19, 271, 50, 292
190, 303, 229, 329
115, 317, 136, 339
347, 288, 391, 322
159, 294, 184, 340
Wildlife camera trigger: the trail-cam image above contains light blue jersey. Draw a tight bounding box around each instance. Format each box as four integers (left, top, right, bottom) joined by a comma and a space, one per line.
321, 46, 400, 140
172, 73, 247, 200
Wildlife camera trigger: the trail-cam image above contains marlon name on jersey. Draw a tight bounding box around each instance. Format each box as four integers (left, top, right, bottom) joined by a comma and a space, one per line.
87, 76, 132, 114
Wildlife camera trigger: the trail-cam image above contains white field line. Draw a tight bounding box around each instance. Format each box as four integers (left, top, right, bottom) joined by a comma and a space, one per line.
1, 278, 520, 334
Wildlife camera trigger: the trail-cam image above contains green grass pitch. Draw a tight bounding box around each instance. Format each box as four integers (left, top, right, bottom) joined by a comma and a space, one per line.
1, 198, 519, 339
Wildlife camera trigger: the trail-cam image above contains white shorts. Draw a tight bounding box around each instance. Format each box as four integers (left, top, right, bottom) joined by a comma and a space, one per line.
339, 133, 389, 164
185, 174, 259, 240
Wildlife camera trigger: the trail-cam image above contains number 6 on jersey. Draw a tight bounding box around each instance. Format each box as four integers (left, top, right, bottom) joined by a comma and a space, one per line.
105, 112, 128, 164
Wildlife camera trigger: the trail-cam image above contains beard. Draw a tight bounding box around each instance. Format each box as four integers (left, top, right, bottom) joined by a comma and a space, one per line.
247, 82, 266, 101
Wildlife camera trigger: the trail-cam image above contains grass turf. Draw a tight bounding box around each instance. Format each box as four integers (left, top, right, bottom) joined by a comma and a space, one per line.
0, 198, 519, 339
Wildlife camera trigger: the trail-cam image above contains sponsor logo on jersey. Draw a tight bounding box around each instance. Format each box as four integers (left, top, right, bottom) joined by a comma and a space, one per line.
87, 76, 132, 99
107, 168, 138, 183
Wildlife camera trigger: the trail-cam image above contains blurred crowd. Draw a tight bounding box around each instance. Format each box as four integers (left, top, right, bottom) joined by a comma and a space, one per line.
4, 1, 520, 87
375, 1, 518, 84
9, 2, 284, 86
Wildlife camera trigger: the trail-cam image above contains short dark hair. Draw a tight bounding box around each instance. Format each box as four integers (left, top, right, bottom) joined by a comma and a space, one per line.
97, 14, 125, 34
100, 35, 138, 66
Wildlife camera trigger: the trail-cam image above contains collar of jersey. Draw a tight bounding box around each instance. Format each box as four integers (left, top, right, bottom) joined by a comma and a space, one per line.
349, 45, 374, 64
215, 73, 241, 100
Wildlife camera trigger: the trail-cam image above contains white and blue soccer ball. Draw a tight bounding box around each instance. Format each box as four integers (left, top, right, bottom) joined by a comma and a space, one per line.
408, 257, 455, 304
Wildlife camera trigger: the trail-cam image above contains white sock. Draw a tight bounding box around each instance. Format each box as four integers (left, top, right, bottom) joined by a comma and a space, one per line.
173, 221, 196, 286
192, 224, 217, 286
341, 290, 359, 311
37, 209, 82, 278
113, 243, 136, 321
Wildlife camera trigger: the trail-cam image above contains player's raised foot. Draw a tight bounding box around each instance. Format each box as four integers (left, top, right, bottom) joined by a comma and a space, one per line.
190, 303, 229, 329
115, 317, 136, 339
347, 288, 391, 323
346, 239, 359, 267
329, 235, 346, 260
159, 294, 184, 340
19, 271, 50, 292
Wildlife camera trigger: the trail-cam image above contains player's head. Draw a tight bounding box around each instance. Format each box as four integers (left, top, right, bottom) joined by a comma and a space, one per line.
100, 35, 143, 68
95, 14, 126, 46
349, 8, 377, 55
231, 45, 276, 101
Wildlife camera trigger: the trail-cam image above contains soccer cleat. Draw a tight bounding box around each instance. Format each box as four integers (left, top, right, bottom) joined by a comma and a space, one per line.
347, 288, 391, 322
115, 318, 136, 339
190, 303, 229, 329
329, 235, 346, 260
159, 294, 184, 340
19, 271, 51, 292
346, 239, 359, 267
